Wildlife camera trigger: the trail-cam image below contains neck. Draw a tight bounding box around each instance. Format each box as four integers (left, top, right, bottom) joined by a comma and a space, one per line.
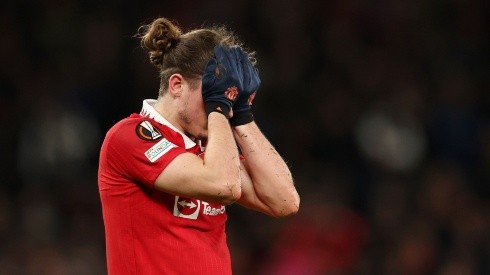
154, 96, 185, 133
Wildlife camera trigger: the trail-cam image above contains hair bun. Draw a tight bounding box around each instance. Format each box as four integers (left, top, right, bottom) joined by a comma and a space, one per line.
139, 18, 182, 68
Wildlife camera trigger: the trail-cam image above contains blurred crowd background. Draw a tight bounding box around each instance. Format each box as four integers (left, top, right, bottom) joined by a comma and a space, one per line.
1, 0, 489, 274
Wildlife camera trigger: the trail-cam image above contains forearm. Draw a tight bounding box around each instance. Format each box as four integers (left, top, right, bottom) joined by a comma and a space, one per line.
203, 112, 242, 202
153, 113, 241, 205
233, 122, 299, 216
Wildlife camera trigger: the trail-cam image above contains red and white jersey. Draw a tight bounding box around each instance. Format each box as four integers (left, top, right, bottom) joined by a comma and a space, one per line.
98, 99, 231, 275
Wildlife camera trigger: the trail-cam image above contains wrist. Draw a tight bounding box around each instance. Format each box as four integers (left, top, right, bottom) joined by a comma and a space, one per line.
205, 101, 231, 119
230, 111, 254, 126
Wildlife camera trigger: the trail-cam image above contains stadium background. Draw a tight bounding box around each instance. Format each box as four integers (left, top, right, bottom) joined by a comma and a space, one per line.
1, 0, 489, 274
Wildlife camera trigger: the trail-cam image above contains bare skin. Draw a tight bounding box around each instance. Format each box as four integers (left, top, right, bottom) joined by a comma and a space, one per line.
153, 73, 299, 215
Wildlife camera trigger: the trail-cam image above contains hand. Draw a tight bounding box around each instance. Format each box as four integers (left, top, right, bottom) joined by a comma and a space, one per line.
202, 45, 244, 118
230, 49, 261, 126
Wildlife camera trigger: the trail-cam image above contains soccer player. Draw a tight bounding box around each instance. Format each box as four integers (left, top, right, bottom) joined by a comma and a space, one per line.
98, 17, 300, 274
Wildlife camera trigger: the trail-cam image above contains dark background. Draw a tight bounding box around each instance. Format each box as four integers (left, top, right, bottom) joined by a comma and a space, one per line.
1, 0, 489, 274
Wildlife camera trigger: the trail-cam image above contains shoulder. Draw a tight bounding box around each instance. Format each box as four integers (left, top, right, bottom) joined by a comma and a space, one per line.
106, 114, 148, 138
103, 114, 186, 150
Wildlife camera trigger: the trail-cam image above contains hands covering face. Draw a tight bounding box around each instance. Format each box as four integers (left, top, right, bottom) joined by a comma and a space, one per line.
202, 45, 260, 125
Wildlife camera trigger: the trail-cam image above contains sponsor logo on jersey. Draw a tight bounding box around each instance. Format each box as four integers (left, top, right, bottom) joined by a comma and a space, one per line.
201, 201, 226, 216
173, 196, 226, 220
136, 120, 162, 141
144, 138, 176, 162
173, 197, 200, 219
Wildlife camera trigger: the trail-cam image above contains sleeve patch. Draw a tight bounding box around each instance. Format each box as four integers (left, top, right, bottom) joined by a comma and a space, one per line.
144, 138, 177, 162
136, 120, 163, 141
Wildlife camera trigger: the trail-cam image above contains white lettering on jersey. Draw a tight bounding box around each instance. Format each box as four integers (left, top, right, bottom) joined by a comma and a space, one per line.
201, 201, 226, 216
144, 138, 176, 162
173, 197, 226, 220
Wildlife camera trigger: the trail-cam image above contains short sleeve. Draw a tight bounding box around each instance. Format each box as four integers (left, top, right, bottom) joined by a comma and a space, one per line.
104, 119, 187, 189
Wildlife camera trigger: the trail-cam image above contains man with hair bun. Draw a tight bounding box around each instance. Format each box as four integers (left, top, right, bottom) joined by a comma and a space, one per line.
98, 17, 300, 275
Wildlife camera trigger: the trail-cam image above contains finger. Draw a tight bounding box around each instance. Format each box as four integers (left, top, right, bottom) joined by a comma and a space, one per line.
213, 45, 228, 61
231, 47, 244, 88
241, 52, 254, 90
213, 45, 231, 75
232, 46, 243, 64
202, 57, 218, 90
204, 57, 217, 74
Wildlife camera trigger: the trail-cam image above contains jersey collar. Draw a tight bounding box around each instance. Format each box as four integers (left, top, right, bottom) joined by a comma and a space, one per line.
140, 99, 196, 149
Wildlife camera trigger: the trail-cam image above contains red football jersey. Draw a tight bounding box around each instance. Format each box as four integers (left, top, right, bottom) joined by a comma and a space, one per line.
98, 100, 231, 275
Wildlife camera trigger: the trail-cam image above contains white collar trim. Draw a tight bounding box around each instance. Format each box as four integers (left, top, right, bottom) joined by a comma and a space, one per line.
140, 99, 196, 149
